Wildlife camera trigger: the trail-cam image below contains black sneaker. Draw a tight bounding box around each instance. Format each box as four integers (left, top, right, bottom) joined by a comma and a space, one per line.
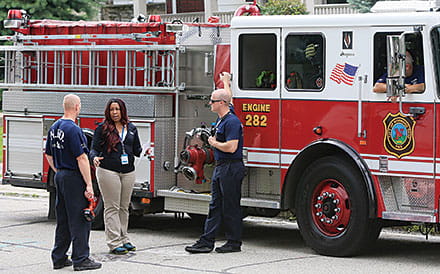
111, 246, 128, 255
73, 258, 102, 271
53, 258, 73, 270
123, 242, 136, 252
185, 241, 213, 253
215, 244, 241, 253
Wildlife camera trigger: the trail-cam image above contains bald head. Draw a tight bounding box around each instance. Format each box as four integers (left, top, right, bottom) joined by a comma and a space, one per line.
63, 94, 80, 112
212, 89, 231, 104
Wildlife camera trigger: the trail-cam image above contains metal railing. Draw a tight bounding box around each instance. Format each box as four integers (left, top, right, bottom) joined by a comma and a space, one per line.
0, 43, 180, 92
157, 3, 358, 23
314, 4, 359, 15
159, 11, 234, 24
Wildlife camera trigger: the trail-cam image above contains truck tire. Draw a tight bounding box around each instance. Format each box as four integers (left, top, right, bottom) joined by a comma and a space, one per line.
295, 155, 380, 257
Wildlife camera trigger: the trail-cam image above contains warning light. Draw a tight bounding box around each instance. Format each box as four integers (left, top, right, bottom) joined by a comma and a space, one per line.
141, 198, 151, 204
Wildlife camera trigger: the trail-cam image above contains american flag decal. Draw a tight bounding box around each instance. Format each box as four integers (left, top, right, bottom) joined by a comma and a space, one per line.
330, 63, 358, 86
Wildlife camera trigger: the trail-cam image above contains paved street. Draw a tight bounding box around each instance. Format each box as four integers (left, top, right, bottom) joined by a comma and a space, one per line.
2, 187, 440, 273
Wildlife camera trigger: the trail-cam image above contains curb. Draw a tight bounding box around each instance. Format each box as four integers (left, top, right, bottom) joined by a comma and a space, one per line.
0, 191, 49, 199
0, 184, 49, 199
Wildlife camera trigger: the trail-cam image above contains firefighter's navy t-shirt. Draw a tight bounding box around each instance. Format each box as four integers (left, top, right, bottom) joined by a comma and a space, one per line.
45, 119, 89, 170
213, 109, 243, 161
376, 65, 425, 85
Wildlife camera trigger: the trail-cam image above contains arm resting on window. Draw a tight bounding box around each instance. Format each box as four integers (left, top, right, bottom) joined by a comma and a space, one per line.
405, 83, 425, 93
373, 82, 387, 93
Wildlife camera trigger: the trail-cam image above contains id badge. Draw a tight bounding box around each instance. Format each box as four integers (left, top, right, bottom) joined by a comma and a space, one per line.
121, 154, 129, 165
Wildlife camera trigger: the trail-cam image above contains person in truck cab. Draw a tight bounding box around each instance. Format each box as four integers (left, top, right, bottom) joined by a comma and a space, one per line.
373, 50, 425, 95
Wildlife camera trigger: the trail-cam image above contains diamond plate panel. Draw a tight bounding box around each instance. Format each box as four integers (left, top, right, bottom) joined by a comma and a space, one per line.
398, 178, 434, 211
378, 176, 398, 211
178, 26, 230, 46
152, 118, 176, 191
378, 176, 435, 214
3, 91, 172, 117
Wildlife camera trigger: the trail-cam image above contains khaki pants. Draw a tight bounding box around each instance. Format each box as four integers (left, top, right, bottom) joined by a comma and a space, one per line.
96, 167, 136, 250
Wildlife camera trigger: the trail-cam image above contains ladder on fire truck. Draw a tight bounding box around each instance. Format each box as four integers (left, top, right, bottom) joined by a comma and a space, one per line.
0, 30, 186, 172
0, 32, 184, 92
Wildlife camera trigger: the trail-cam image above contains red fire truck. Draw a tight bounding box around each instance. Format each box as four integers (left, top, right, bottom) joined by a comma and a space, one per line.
3, 1, 440, 257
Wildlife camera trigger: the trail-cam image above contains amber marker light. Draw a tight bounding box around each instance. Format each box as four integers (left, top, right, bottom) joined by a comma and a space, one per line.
141, 198, 151, 204
313, 126, 323, 136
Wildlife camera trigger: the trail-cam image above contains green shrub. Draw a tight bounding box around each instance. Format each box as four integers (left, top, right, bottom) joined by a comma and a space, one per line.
260, 0, 308, 15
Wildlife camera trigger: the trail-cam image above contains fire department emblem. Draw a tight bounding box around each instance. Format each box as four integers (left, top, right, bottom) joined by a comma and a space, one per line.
383, 112, 416, 159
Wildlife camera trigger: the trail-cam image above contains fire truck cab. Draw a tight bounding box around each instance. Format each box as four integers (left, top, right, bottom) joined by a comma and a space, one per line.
228, 3, 440, 256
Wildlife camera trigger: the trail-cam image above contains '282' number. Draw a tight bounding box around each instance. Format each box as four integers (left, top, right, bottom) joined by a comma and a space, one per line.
245, 114, 267, 127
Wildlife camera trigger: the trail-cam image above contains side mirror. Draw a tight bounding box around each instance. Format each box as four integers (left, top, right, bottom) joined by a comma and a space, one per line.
386, 35, 405, 97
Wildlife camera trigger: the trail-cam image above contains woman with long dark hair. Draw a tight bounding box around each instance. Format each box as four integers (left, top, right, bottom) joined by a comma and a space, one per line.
90, 98, 142, 255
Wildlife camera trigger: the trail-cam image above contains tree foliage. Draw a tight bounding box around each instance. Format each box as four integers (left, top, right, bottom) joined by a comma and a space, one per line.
0, 0, 102, 107
260, 0, 308, 16
348, 0, 378, 13
0, 0, 102, 35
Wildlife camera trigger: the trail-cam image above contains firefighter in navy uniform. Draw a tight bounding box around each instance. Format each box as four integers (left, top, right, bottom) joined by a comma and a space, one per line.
185, 72, 245, 253
45, 94, 102, 271
373, 50, 425, 93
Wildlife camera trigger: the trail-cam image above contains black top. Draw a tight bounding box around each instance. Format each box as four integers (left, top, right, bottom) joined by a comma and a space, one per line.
90, 122, 142, 173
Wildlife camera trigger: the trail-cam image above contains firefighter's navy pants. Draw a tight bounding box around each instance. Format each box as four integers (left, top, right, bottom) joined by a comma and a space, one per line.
51, 169, 91, 266
200, 161, 245, 248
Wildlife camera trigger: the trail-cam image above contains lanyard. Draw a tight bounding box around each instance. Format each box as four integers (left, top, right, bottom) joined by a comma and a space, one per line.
214, 111, 230, 130
119, 126, 126, 154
